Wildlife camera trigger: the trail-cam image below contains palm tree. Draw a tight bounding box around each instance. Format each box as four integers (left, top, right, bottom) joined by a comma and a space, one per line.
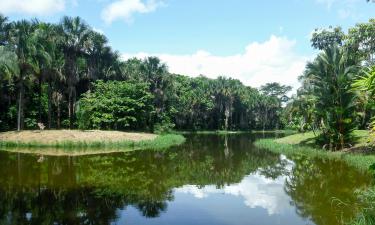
303, 45, 358, 149
60, 16, 90, 129
85, 30, 107, 88
34, 22, 65, 128
0, 46, 19, 129
140, 57, 169, 128
353, 66, 375, 129
8, 20, 38, 131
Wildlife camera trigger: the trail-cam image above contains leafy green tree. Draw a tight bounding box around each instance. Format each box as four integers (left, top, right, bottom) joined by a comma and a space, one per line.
310, 26, 345, 50
347, 18, 375, 64
77, 80, 154, 130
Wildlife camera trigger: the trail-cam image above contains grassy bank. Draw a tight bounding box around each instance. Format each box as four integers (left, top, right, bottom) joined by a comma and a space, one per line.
254, 130, 375, 225
0, 130, 185, 155
254, 130, 375, 171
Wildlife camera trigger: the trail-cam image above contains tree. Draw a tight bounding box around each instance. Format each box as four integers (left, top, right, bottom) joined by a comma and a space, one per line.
311, 26, 345, 50
302, 45, 358, 149
260, 82, 292, 129
60, 16, 90, 129
346, 18, 375, 64
77, 80, 154, 130
353, 66, 375, 130
8, 20, 38, 131
34, 22, 65, 128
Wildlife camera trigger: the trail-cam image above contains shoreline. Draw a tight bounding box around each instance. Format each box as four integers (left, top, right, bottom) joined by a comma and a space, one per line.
0, 130, 185, 156
253, 131, 375, 225
254, 131, 375, 172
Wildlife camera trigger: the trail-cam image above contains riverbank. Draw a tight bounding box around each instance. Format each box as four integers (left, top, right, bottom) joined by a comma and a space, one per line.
254, 130, 375, 225
0, 130, 185, 155
254, 130, 375, 171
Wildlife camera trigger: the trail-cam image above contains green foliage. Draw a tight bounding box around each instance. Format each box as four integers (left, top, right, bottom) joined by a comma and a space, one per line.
77, 80, 154, 130
287, 45, 359, 150
0, 15, 286, 133
311, 26, 345, 50
350, 187, 375, 225
255, 135, 375, 173
153, 117, 175, 134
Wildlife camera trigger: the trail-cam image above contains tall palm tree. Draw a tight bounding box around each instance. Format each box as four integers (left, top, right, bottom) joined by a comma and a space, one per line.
60, 16, 90, 129
141, 57, 168, 111
0, 46, 19, 129
85, 30, 107, 88
34, 22, 65, 128
8, 20, 38, 131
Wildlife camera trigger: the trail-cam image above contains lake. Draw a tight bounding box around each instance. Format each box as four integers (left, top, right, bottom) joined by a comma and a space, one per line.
0, 133, 370, 225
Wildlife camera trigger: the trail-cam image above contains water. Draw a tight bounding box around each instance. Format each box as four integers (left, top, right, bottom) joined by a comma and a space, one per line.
0, 134, 371, 225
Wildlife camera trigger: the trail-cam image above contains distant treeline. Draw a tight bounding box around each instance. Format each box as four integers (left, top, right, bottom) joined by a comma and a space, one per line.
0, 15, 291, 132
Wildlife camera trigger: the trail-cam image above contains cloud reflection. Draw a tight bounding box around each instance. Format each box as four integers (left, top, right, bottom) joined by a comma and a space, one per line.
175, 156, 294, 215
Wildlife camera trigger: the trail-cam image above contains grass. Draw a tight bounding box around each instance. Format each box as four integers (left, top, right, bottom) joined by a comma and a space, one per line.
254, 130, 375, 172
254, 130, 375, 225
0, 133, 185, 155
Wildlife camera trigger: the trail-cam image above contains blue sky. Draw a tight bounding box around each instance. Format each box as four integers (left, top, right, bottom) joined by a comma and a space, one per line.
1, 0, 374, 89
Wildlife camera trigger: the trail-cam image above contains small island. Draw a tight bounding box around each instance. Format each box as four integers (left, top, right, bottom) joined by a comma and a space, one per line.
0, 130, 185, 156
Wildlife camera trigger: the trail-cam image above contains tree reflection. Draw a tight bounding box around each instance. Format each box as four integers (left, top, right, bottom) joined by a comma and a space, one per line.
0, 134, 370, 225
283, 155, 370, 225
0, 134, 280, 225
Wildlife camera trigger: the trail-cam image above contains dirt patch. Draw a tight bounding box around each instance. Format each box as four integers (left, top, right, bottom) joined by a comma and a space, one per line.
0, 130, 157, 144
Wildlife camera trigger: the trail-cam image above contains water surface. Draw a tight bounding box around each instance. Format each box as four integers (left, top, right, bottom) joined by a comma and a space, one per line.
0, 134, 370, 225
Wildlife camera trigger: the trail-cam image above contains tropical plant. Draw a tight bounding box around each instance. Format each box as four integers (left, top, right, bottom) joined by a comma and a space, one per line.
300, 45, 358, 149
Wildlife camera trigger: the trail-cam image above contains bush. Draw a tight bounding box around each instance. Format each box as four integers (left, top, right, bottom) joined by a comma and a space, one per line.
154, 117, 175, 134
76, 80, 154, 130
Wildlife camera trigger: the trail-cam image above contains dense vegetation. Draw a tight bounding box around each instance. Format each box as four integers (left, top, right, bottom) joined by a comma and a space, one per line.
0, 15, 291, 133
283, 18, 375, 150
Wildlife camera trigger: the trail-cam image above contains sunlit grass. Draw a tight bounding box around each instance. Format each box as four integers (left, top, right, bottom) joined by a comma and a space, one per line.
0, 134, 185, 155
255, 138, 375, 172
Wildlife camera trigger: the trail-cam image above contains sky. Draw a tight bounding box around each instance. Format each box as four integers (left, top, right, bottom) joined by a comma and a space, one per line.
0, 0, 374, 90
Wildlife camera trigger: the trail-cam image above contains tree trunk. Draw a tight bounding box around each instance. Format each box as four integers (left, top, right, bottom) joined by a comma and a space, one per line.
224, 107, 230, 131
17, 81, 24, 131
57, 101, 61, 129
38, 78, 42, 123
68, 88, 74, 129
47, 82, 52, 129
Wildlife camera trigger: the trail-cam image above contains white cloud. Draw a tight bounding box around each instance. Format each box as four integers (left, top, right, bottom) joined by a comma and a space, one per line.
122, 35, 310, 90
101, 0, 164, 24
0, 0, 65, 15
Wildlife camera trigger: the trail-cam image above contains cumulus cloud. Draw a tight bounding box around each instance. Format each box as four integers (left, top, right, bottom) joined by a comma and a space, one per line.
101, 0, 164, 24
122, 35, 310, 90
0, 0, 65, 15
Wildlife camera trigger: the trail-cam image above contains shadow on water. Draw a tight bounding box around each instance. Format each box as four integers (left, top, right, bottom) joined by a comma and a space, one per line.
0, 133, 371, 225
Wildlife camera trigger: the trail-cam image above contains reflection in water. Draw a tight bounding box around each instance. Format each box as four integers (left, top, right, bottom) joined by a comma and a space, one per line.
176, 159, 293, 215
0, 134, 371, 225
